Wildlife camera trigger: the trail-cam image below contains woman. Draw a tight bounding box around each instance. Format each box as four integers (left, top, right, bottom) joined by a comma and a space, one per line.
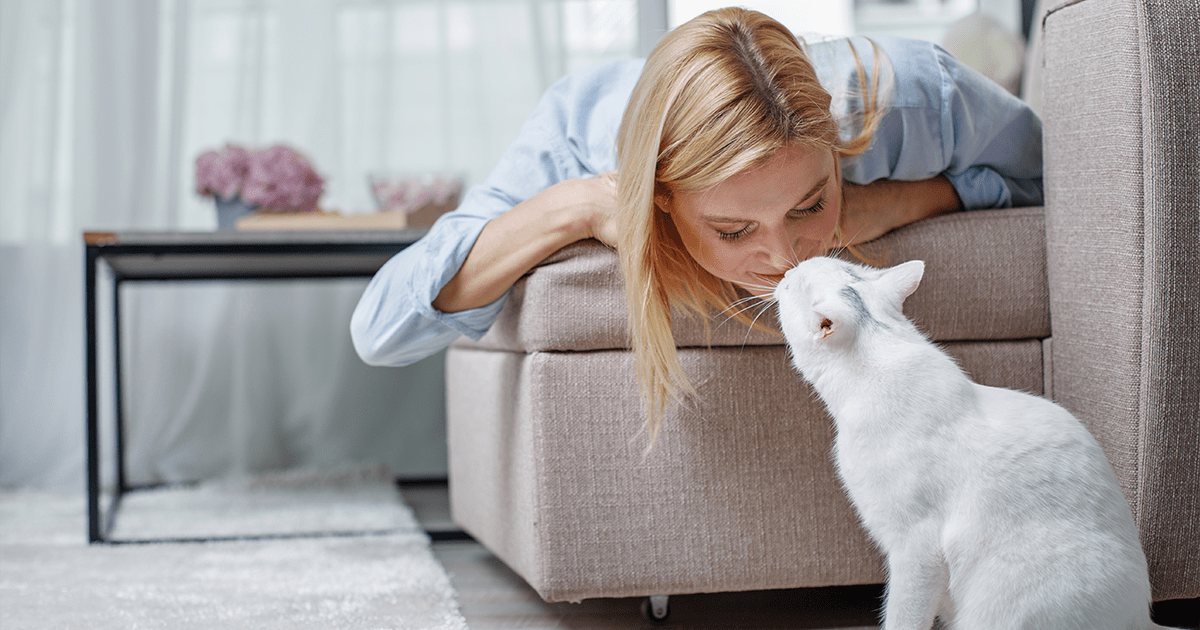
351, 8, 1043, 439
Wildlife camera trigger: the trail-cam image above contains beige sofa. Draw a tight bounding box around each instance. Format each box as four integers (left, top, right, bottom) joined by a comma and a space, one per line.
445, 0, 1198, 607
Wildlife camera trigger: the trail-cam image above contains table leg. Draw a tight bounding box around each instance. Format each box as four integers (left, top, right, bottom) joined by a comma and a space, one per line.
85, 246, 101, 543
113, 278, 127, 496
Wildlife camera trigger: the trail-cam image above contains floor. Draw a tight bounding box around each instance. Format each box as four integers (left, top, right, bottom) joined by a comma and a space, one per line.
401, 482, 1200, 630
400, 482, 885, 629
3, 482, 1195, 629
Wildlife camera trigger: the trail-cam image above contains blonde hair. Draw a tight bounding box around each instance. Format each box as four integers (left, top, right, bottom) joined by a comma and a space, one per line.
615, 8, 888, 444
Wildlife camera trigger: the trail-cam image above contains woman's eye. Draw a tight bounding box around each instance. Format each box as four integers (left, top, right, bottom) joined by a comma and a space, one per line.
789, 197, 826, 217
718, 225, 753, 241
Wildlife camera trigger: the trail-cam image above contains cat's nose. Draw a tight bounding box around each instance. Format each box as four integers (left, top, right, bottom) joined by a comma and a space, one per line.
773, 273, 801, 301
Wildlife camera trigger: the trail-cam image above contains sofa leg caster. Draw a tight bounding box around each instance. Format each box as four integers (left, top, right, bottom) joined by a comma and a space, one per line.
642, 595, 670, 623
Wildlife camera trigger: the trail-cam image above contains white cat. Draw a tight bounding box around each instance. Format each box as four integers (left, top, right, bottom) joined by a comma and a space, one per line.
773, 256, 1178, 630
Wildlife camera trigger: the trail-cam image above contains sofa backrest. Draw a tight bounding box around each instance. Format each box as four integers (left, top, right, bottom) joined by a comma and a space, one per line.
462, 207, 1048, 355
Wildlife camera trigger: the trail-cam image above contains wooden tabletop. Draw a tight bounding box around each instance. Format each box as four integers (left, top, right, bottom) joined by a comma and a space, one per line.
83, 229, 429, 281
83, 228, 428, 247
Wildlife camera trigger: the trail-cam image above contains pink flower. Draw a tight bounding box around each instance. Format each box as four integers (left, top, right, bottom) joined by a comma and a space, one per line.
195, 144, 252, 199
370, 175, 463, 214
240, 145, 325, 213
195, 143, 324, 213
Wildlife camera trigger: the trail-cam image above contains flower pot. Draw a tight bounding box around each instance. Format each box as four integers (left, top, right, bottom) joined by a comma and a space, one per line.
214, 196, 256, 230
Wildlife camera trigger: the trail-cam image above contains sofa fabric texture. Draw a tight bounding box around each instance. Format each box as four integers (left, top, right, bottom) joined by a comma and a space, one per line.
458, 207, 1049, 355
448, 340, 1046, 602
1042, 0, 1200, 601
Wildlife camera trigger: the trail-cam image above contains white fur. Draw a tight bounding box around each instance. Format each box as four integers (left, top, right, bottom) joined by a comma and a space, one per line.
774, 256, 1175, 630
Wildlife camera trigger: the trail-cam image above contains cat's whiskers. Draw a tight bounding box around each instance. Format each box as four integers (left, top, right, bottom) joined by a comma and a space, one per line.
834, 223, 865, 255
746, 271, 784, 293
740, 297, 777, 350
789, 246, 804, 270
718, 294, 772, 329
726, 293, 765, 309
738, 283, 779, 296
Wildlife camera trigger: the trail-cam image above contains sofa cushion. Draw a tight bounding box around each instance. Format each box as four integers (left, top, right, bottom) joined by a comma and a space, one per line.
461, 206, 1049, 354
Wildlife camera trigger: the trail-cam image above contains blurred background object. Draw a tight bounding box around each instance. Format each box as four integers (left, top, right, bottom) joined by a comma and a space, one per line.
368, 172, 463, 228
941, 12, 1025, 95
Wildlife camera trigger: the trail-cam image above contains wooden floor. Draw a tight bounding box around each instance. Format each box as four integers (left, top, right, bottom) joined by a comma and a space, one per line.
402, 482, 884, 629
435, 538, 883, 629
402, 482, 1200, 630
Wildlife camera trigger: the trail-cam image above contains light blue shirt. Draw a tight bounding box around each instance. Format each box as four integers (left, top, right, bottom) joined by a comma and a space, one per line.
351, 36, 1044, 367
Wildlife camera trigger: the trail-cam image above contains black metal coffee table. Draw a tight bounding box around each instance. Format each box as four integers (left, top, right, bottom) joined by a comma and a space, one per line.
83, 229, 427, 543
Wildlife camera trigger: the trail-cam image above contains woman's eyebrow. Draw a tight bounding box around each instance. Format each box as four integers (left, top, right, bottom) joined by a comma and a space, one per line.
796, 175, 830, 207
702, 175, 830, 223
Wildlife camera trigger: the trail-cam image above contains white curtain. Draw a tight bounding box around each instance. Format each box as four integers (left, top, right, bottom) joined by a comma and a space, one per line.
0, 0, 640, 491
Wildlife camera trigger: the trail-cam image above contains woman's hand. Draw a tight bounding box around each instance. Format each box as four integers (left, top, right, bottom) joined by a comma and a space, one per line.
432, 173, 620, 313
838, 176, 962, 247
584, 171, 621, 248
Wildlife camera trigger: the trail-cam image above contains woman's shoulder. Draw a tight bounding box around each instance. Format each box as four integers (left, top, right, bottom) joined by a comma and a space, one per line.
530, 58, 646, 141
807, 35, 952, 112
535, 59, 646, 174
542, 58, 646, 107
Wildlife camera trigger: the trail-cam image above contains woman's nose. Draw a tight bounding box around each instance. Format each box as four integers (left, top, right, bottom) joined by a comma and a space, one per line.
760, 229, 799, 270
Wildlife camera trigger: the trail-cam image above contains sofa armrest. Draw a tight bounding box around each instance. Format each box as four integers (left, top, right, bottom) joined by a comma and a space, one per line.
1041, 0, 1199, 601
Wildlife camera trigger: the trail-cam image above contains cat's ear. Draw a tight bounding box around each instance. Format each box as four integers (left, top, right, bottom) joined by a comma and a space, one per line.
813, 314, 836, 341
881, 260, 925, 304
809, 303, 838, 342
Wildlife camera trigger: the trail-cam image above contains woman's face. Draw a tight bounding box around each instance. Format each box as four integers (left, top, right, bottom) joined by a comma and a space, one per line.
668, 145, 841, 296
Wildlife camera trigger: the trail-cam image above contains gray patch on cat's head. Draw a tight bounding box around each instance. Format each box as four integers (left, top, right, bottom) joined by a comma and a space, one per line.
840, 285, 887, 330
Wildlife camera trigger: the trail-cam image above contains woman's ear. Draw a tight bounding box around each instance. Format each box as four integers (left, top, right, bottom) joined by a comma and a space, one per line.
655, 195, 671, 214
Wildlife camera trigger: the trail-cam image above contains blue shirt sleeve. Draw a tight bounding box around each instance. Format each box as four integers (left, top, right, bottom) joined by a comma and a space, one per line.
822, 36, 1044, 209
350, 59, 643, 367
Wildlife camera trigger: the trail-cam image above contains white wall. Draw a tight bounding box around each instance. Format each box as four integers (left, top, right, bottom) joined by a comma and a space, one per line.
669, 0, 854, 38
665, 0, 1025, 47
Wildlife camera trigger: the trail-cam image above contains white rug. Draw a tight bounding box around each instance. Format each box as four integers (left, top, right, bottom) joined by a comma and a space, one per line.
0, 465, 469, 630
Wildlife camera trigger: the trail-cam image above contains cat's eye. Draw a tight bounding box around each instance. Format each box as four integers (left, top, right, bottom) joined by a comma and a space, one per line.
820, 318, 832, 331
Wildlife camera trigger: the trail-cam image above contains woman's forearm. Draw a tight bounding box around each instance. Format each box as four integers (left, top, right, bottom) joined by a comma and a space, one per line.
432, 177, 615, 313
840, 175, 962, 246
889, 175, 961, 225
